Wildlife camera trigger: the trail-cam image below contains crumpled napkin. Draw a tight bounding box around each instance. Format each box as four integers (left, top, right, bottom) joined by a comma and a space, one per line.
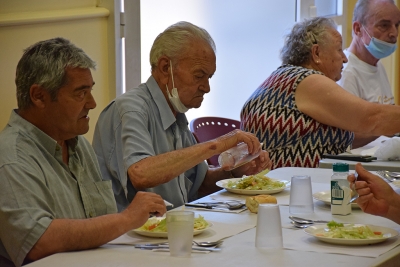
374, 137, 400, 160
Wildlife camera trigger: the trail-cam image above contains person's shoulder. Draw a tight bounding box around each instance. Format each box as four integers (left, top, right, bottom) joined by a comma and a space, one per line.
0, 127, 34, 166
114, 84, 153, 111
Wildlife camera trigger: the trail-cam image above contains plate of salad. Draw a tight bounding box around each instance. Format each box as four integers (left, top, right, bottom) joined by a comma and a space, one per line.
132, 215, 211, 238
216, 170, 289, 195
304, 221, 398, 245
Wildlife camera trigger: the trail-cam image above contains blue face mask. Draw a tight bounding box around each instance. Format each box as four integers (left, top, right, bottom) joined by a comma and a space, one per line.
362, 26, 397, 59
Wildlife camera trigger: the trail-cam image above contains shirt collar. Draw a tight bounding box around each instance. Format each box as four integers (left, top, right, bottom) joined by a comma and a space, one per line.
8, 109, 79, 156
146, 76, 177, 130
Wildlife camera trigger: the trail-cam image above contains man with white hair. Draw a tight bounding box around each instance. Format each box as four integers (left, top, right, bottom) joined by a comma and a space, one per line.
338, 0, 400, 148
93, 21, 272, 211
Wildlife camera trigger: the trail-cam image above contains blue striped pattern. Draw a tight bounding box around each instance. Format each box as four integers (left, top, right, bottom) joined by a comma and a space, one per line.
240, 65, 354, 169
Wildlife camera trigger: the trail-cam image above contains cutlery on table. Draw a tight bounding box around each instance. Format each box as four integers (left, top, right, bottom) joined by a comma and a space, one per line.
289, 216, 330, 224
192, 240, 223, 247
290, 221, 310, 229
184, 202, 245, 210
194, 201, 245, 210
134, 244, 221, 252
376, 170, 396, 182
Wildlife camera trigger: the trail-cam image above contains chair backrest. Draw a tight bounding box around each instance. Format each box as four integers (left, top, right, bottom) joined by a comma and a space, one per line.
189, 116, 241, 166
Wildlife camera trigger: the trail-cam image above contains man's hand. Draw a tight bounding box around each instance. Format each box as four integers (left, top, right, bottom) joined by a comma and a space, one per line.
231, 150, 272, 177
348, 163, 395, 218
122, 192, 167, 229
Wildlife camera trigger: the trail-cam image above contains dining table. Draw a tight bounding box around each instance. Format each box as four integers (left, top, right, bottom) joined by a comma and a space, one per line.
319, 136, 400, 171
26, 167, 400, 267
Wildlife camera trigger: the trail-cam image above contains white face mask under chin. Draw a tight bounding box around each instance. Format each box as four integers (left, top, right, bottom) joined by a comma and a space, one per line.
166, 61, 189, 113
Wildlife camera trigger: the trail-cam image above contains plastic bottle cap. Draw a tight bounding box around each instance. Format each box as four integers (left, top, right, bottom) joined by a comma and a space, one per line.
332, 162, 349, 172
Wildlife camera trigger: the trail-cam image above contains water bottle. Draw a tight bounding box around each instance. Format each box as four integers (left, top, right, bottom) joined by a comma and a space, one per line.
331, 162, 351, 215
218, 142, 262, 171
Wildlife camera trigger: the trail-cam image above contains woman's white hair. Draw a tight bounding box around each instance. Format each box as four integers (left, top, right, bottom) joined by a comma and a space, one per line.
280, 17, 337, 66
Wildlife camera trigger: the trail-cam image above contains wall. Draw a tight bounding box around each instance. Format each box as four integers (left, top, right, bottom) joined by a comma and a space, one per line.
0, 0, 117, 142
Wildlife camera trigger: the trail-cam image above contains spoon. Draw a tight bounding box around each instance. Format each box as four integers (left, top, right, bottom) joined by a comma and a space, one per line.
193, 240, 223, 247
290, 221, 309, 229
289, 216, 330, 224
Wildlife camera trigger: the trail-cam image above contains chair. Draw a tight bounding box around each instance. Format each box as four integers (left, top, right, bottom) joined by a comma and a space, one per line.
189, 116, 241, 166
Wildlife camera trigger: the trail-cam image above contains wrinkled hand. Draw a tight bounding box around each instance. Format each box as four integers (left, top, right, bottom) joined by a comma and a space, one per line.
348, 163, 394, 217
122, 192, 167, 229
231, 150, 272, 177
216, 129, 261, 155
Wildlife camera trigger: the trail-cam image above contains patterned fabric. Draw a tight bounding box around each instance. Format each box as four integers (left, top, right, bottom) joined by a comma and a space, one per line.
240, 65, 354, 169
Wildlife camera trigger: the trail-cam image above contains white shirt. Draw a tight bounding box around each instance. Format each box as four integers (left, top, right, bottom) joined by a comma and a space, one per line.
337, 50, 394, 104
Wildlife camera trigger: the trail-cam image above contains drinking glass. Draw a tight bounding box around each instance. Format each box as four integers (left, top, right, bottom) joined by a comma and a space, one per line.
166, 210, 194, 257
289, 175, 314, 214
255, 204, 283, 249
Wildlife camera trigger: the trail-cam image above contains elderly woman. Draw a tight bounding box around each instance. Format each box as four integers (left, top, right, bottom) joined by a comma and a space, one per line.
241, 17, 400, 169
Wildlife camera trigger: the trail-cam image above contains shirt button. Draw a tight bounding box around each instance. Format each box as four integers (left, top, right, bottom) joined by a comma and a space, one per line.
89, 212, 93, 217
55, 146, 60, 151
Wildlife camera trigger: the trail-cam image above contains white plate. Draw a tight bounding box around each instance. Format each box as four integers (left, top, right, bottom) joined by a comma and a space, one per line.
132, 218, 212, 238
304, 224, 398, 245
216, 178, 289, 195
313, 190, 360, 209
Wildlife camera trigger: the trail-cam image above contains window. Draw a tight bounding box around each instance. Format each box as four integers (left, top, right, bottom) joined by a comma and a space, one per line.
123, 0, 346, 122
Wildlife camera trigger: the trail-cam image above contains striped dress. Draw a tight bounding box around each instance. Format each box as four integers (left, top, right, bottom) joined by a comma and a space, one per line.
240, 65, 354, 169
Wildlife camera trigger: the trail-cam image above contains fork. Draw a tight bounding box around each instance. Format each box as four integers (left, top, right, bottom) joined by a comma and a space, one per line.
376, 170, 395, 182
348, 172, 359, 204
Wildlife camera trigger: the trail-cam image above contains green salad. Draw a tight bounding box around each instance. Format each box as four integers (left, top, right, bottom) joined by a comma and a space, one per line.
137, 215, 208, 232
226, 169, 285, 190
317, 220, 383, 239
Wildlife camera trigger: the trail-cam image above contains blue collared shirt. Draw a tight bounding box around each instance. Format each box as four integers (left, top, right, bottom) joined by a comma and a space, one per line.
92, 76, 208, 211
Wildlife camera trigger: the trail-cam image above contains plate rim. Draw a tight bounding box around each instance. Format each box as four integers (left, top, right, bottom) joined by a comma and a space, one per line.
304, 223, 398, 245
216, 177, 289, 195
313, 190, 359, 208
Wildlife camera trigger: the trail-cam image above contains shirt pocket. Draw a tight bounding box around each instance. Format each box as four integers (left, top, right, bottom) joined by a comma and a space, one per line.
80, 180, 118, 217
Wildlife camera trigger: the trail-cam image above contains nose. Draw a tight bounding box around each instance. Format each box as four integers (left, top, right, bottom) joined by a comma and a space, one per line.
85, 91, 97, 109
342, 52, 348, 63
200, 80, 211, 93
388, 24, 399, 41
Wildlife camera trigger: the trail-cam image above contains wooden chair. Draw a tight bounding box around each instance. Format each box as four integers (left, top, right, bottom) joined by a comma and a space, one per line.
189, 116, 241, 166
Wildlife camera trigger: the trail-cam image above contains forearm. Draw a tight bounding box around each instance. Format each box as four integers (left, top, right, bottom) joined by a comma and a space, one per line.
128, 141, 221, 188
385, 193, 400, 224
27, 213, 132, 261
351, 133, 379, 149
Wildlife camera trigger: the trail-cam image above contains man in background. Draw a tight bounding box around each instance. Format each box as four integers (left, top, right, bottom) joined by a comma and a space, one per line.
0, 38, 166, 267
337, 0, 400, 148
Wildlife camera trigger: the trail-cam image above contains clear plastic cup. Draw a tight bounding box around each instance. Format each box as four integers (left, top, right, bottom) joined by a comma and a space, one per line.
255, 204, 283, 249
218, 142, 262, 171
289, 175, 314, 214
166, 211, 194, 257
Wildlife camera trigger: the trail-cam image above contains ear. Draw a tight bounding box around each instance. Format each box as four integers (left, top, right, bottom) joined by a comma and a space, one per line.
310, 44, 320, 63
156, 56, 171, 85
353, 21, 362, 37
29, 84, 48, 108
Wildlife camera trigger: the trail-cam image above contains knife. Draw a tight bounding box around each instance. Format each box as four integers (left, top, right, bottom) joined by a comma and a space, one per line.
184, 203, 215, 209
134, 244, 221, 252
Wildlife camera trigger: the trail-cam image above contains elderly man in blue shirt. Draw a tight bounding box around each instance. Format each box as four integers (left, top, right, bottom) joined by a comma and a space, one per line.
93, 21, 272, 211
